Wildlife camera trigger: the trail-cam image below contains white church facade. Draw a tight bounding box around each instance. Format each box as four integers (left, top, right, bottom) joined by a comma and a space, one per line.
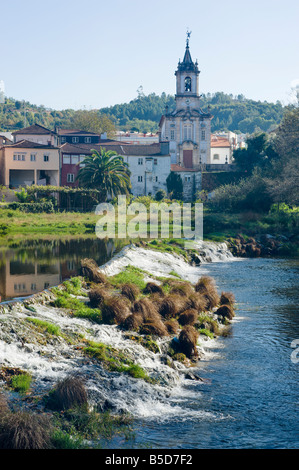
159, 32, 213, 170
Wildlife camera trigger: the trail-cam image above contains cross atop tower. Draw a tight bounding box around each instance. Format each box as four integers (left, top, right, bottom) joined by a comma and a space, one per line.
186, 29, 192, 47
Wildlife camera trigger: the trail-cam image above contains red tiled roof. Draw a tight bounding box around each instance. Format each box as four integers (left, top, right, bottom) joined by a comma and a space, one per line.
211, 135, 231, 148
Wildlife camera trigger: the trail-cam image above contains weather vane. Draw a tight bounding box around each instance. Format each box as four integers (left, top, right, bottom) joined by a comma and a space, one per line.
186, 28, 192, 47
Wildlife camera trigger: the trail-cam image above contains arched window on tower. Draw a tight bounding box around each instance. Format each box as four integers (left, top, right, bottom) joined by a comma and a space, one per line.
185, 76, 192, 92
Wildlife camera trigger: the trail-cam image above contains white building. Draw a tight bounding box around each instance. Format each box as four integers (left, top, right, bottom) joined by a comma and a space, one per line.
159, 33, 213, 168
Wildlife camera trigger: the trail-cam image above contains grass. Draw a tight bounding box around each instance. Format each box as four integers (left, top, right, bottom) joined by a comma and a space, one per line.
83, 340, 154, 383
26, 317, 61, 336
10, 373, 32, 393
109, 265, 148, 291
0, 209, 99, 235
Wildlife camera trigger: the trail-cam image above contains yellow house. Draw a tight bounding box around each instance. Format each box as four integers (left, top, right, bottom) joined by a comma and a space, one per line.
0, 140, 60, 188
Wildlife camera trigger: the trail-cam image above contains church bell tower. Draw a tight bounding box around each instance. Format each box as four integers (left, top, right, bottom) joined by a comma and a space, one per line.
159, 31, 213, 169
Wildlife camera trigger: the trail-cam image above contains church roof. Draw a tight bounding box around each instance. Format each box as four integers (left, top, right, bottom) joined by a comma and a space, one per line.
176, 36, 199, 74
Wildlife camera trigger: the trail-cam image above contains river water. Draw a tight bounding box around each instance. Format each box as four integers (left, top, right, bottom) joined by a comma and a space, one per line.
132, 257, 299, 449
0, 239, 298, 448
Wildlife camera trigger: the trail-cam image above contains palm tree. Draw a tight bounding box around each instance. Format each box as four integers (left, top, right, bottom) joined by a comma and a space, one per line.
76, 148, 131, 201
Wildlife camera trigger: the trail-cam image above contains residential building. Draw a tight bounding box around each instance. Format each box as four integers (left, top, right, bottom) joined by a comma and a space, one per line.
210, 134, 232, 164
56, 128, 101, 146
12, 124, 58, 146
60, 142, 170, 197
0, 133, 13, 145
0, 140, 60, 188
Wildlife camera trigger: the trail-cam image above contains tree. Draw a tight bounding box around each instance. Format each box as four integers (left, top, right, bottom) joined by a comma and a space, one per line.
76, 148, 131, 200
71, 110, 116, 138
233, 133, 278, 174
166, 172, 183, 200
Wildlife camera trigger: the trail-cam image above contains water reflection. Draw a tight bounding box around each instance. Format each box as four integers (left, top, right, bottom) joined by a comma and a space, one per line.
0, 237, 126, 302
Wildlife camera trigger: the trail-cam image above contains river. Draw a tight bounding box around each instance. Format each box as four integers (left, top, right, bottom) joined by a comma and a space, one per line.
0, 239, 298, 448
131, 257, 299, 449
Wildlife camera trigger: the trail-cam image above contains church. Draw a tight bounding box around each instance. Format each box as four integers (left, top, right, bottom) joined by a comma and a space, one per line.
159, 32, 213, 170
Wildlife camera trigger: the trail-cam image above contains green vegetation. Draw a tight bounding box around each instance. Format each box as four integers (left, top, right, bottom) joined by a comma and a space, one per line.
0, 91, 284, 135
77, 148, 131, 198
109, 265, 148, 291
10, 373, 32, 393
26, 318, 61, 336
83, 340, 153, 383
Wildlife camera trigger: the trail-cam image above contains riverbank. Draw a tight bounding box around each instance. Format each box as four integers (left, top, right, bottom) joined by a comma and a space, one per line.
0, 246, 237, 449
0, 206, 298, 257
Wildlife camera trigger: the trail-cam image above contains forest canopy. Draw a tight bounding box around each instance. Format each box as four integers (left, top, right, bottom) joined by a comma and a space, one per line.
0, 91, 284, 135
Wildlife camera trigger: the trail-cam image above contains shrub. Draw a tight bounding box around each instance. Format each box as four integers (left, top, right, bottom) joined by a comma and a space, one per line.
120, 313, 144, 332
178, 326, 199, 359
215, 304, 235, 320
194, 276, 216, 294
101, 296, 130, 325
139, 320, 169, 337
187, 293, 207, 312
0, 412, 52, 449
143, 282, 164, 296
178, 309, 198, 326
158, 294, 188, 319
203, 290, 220, 310
164, 319, 180, 335
88, 285, 110, 308
80, 258, 106, 284
132, 298, 161, 322
121, 283, 140, 302
220, 291, 235, 306
46, 375, 88, 411
155, 189, 166, 201
169, 282, 194, 297
3, 201, 54, 213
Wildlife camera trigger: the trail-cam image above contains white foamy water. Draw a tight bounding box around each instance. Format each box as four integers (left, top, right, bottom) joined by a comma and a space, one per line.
0, 243, 236, 421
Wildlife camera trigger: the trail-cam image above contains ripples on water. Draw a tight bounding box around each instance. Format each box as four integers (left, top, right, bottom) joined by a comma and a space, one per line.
133, 258, 299, 449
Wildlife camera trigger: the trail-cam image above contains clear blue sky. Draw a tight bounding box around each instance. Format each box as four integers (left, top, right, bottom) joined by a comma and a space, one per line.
1, 0, 298, 110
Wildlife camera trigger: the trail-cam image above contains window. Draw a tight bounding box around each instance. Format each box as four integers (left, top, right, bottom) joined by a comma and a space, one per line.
185, 175, 191, 182
44, 155, 49, 162
61, 137, 66, 144
31, 283, 36, 291
183, 126, 192, 141
170, 130, 175, 140
213, 154, 220, 160
84, 137, 91, 143
72, 137, 79, 143
71, 155, 79, 164
138, 175, 143, 182
30, 154, 36, 161
185, 76, 192, 92
154, 158, 158, 165
201, 130, 206, 141
138, 158, 143, 165
155, 176, 158, 182
14, 154, 25, 161
63, 155, 71, 164
67, 173, 74, 183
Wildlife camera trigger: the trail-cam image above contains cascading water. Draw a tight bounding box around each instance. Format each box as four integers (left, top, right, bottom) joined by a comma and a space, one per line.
0, 242, 237, 422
